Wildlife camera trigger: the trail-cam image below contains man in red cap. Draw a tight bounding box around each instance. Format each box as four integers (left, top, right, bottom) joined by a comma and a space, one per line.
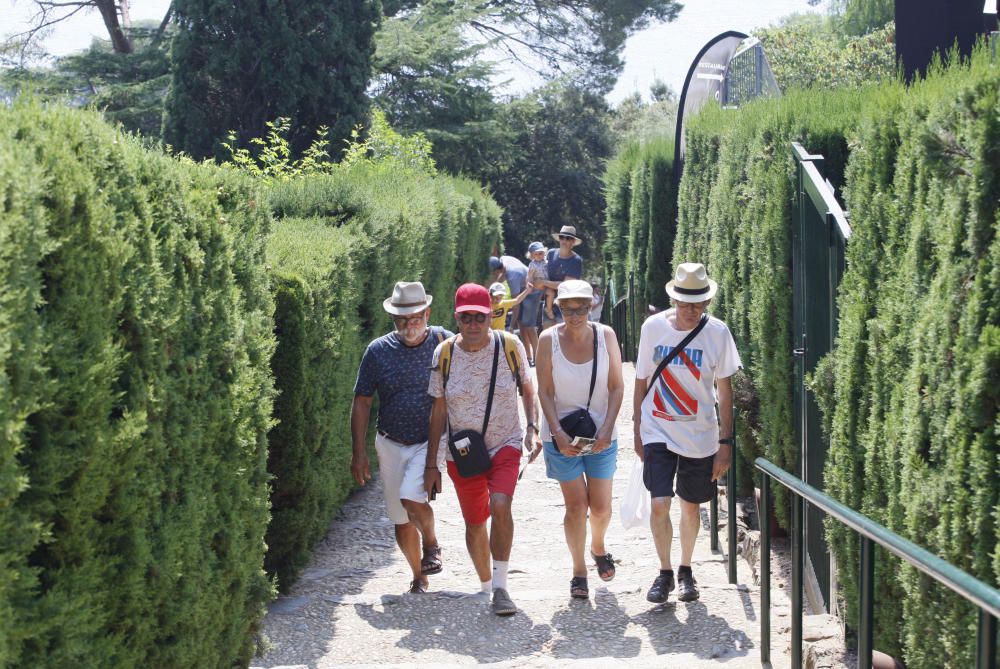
424, 283, 538, 616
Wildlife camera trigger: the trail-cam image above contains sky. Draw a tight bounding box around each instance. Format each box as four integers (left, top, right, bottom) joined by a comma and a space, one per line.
3, 1, 996, 104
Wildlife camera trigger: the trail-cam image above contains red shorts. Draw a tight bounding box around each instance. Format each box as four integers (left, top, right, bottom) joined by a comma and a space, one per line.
446, 445, 521, 525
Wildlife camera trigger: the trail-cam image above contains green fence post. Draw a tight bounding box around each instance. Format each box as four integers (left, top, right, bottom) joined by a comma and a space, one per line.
792, 493, 803, 669
859, 537, 874, 669
710, 490, 720, 552
977, 609, 997, 669
760, 473, 771, 665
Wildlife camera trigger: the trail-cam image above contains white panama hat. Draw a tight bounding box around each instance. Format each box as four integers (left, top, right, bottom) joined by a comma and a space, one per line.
665, 262, 718, 303
383, 281, 433, 315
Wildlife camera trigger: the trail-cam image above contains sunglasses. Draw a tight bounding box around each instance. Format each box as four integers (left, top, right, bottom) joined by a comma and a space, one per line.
558, 235, 575, 241
392, 313, 426, 326
561, 306, 590, 317
457, 313, 488, 324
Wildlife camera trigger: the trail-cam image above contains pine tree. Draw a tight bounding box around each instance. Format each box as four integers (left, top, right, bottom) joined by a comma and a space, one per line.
164, 0, 378, 160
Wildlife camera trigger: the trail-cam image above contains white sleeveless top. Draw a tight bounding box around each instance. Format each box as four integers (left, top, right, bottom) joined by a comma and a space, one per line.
540, 323, 619, 441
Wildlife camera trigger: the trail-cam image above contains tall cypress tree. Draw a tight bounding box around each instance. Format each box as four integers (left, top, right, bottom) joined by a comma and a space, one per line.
164, 0, 378, 160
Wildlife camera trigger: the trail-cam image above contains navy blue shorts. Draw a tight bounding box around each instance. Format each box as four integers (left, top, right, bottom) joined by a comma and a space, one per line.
642, 443, 716, 504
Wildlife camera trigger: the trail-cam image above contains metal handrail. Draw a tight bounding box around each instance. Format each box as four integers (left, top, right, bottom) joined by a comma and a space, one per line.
709, 413, 738, 584
756, 457, 1000, 669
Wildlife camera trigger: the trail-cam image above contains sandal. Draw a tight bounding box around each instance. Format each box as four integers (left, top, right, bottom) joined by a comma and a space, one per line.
570, 576, 589, 599
408, 578, 428, 594
421, 545, 443, 575
592, 552, 616, 582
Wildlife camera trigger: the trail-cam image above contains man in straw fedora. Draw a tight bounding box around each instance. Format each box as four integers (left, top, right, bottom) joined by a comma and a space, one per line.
537, 225, 584, 323
632, 262, 742, 604
351, 281, 452, 594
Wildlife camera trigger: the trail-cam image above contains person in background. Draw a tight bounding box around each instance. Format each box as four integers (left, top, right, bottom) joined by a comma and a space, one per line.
539, 226, 584, 323
534, 280, 624, 599
633, 262, 742, 604
489, 282, 533, 332
589, 284, 605, 322
521, 241, 548, 364
489, 255, 529, 332
351, 281, 451, 594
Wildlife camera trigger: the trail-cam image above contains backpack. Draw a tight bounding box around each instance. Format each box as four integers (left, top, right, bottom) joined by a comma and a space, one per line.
439, 331, 523, 396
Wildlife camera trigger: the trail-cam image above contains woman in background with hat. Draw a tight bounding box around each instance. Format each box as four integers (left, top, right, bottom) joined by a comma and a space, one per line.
537, 226, 584, 324
632, 262, 742, 605
534, 279, 624, 599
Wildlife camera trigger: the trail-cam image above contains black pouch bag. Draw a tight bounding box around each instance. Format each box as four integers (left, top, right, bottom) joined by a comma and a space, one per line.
447, 332, 501, 478
558, 324, 599, 439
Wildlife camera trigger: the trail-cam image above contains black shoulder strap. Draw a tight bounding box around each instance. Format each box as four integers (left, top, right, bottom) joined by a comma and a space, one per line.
585, 324, 598, 411
643, 314, 709, 401
481, 332, 501, 435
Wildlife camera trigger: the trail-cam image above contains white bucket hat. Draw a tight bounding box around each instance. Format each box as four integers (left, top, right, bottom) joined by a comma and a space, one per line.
665, 262, 718, 303
555, 279, 593, 302
488, 282, 507, 296
383, 281, 433, 315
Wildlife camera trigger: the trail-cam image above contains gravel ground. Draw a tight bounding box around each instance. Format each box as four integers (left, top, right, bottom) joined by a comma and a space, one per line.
252, 363, 849, 669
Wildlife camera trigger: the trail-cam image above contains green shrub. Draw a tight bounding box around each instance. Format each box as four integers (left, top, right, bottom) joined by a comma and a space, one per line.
0, 101, 275, 668
819, 50, 1000, 666
262, 163, 503, 589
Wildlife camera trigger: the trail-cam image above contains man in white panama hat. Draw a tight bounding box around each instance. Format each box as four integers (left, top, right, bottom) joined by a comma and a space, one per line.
632, 262, 742, 604
351, 281, 453, 594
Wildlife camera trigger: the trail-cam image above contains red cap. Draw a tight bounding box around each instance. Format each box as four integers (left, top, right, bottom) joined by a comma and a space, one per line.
454, 283, 492, 314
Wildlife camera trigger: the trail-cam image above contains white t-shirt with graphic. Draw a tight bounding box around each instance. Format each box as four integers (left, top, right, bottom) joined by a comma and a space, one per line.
428, 333, 530, 460
635, 309, 742, 458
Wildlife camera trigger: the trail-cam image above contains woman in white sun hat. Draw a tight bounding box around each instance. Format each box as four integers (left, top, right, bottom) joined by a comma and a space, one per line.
533, 279, 624, 599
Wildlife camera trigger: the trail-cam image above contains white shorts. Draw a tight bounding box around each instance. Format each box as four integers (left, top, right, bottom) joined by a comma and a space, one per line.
374, 433, 445, 525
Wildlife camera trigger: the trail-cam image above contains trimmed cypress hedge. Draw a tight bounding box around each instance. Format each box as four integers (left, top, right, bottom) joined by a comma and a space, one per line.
602, 136, 677, 329
675, 47, 1000, 667
262, 165, 502, 589
816, 51, 1000, 666
0, 102, 275, 668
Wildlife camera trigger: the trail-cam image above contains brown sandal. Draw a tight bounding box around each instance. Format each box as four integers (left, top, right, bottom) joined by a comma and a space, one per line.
421, 545, 443, 575
408, 578, 428, 594
570, 576, 589, 599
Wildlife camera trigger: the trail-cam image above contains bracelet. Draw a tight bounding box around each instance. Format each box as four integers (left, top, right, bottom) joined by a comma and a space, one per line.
553, 426, 564, 435
425, 466, 438, 470
718, 438, 735, 446
526, 422, 537, 432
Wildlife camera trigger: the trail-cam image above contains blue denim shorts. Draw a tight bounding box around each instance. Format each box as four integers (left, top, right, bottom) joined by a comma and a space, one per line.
543, 439, 618, 482
519, 292, 543, 327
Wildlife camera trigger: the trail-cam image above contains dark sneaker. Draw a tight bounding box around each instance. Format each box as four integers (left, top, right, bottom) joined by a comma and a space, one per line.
491, 587, 517, 616
646, 571, 675, 603
677, 570, 700, 601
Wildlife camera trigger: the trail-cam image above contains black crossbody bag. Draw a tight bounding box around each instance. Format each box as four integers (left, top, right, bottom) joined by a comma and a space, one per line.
558, 324, 599, 439
447, 332, 501, 478
643, 314, 709, 401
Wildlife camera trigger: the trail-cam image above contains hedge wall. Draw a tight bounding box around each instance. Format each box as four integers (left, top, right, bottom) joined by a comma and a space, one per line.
675, 47, 1000, 667
0, 102, 275, 668
602, 136, 677, 333
262, 165, 502, 589
815, 51, 1000, 666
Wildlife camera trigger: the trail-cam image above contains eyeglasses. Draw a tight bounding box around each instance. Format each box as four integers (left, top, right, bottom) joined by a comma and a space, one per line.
560, 306, 590, 317
676, 301, 709, 310
457, 313, 488, 324
558, 235, 574, 241
392, 313, 426, 326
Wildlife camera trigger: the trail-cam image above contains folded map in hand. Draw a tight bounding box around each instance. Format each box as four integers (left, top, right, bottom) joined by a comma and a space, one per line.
572, 436, 597, 455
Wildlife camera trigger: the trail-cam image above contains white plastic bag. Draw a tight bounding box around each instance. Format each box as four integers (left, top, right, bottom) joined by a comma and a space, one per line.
620, 458, 650, 530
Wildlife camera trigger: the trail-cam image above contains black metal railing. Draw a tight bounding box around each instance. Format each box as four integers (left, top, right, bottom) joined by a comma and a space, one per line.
756, 457, 1000, 669
709, 415, 738, 584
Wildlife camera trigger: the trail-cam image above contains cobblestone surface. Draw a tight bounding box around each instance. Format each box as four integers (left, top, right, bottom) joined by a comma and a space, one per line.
253, 363, 848, 669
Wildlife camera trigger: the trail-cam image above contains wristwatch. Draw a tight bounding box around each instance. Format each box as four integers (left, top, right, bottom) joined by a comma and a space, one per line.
718, 437, 735, 446
526, 422, 538, 432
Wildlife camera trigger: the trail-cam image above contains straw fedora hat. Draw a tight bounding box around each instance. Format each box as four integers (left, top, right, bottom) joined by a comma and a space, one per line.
551, 225, 583, 247
383, 281, 433, 315
665, 262, 718, 303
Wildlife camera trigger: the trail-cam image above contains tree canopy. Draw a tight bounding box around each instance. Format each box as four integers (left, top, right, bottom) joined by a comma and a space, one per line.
163, 0, 379, 160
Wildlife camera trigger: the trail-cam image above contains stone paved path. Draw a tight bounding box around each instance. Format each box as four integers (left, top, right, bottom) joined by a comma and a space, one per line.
253, 363, 809, 669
